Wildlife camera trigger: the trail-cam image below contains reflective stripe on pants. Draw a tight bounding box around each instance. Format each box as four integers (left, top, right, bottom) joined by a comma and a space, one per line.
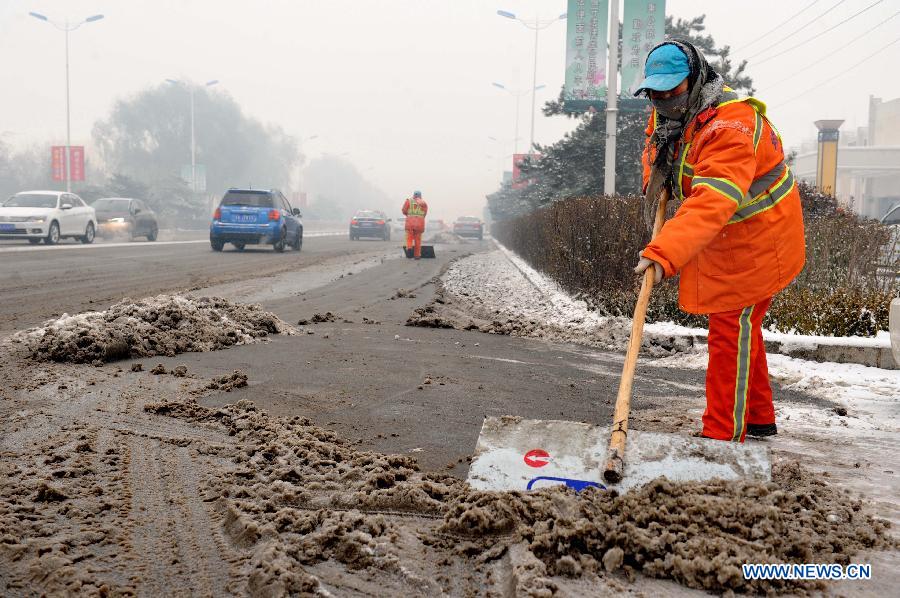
703, 296, 775, 442
406, 230, 422, 258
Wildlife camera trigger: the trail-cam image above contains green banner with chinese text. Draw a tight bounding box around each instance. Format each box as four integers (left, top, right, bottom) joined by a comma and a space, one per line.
564, 0, 610, 102
621, 0, 666, 96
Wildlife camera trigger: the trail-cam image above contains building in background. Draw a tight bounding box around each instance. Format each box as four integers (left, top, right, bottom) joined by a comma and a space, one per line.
793, 96, 900, 219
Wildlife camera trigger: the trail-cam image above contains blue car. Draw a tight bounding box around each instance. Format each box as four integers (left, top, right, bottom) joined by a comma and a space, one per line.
210, 188, 303, 252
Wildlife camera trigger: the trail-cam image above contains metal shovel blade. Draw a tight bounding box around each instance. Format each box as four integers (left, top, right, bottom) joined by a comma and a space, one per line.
467, 417, 771, 494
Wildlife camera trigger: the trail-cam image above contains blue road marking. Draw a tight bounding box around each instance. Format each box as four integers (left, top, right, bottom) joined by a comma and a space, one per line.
526, 476, 605, 492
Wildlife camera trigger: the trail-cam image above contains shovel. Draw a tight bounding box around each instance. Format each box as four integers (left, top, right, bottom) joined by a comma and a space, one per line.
403, 246, 435, 259
466, 188, 771, 494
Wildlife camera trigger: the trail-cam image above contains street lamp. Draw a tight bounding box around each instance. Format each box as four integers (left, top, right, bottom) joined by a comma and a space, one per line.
492, 82, 544, 155
29, 11, 105, 192
166, 78, 219, 193
497, 9, 566, 153
297, 134, 319, 195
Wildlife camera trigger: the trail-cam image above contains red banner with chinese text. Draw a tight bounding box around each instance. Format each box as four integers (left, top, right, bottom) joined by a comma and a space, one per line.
69, 146, 85, 181
51, 146, 67, 181
512, 153, 540, 190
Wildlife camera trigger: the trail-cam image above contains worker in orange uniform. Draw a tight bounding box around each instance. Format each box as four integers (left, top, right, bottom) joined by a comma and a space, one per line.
633, 40, 806, 442
402, 190, 428, 260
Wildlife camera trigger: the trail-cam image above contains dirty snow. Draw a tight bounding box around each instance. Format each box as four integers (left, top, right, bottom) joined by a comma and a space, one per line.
434, 248, 685, 355
12, 294, 294, 364
1, 243, 897, 595
447, 245, 900, 407
444, 243, 900, 529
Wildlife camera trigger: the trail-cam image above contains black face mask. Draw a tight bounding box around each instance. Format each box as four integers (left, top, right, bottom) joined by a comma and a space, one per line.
652, 92, 690, 121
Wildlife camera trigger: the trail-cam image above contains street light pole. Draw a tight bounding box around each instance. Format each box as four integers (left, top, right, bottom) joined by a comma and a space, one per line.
166, 78, 218, 192
492, 82, 544, 156
298, 134, 319, 198
529, 22, 539, 153
65, 22, 71, 192
603, 0, 620, 196
190, 87, 195, 193
497, 9, 566, 154
30, 11, 104, 193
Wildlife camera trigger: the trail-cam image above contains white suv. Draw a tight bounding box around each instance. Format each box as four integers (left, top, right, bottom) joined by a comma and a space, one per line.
0, 191, 97, 245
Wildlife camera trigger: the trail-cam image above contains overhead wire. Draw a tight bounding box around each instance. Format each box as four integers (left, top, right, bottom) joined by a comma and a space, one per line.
731, 0, 821, 53
772, 35, 900, 107
751, 0, 885, 67
758, 8, 900, 93
743, 0, 849, 61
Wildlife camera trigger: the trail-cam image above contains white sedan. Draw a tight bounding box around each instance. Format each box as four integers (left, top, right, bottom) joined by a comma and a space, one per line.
0, 190, 97, 245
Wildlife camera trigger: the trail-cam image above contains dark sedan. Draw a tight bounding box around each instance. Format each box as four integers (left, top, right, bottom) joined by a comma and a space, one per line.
92, 197, 159, 241
349, 210, 391, 240
453, 216, 484, 239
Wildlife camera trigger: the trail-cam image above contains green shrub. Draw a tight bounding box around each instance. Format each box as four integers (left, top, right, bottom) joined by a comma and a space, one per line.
765, 286, 892, 337
492, 183, 897, 337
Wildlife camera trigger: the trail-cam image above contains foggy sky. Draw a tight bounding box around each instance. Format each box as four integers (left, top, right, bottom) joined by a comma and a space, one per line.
2, 0, 899, 222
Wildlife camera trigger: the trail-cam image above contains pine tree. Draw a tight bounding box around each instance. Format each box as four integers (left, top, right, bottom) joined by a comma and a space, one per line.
488, 14, 754, 219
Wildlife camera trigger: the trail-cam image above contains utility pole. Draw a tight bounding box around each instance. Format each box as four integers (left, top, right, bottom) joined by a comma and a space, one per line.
529, 20, 539, 153
603, 0, 620, 196
496, 9, 566, 154
64, 23, 71, 192
166, 78, 218, 193
492, 82, 544, 156
29, 12, 105, 193
190, 87, 196, 192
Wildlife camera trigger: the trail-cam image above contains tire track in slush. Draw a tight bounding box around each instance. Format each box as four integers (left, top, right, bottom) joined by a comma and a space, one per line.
125, 433, 237, 596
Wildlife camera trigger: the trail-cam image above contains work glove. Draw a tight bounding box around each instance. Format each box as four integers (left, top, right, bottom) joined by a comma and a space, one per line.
634, 254, 664, 284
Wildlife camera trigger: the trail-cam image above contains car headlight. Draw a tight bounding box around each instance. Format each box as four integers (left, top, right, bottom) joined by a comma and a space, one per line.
108, 217, 126, 223
25, 216, 45, 223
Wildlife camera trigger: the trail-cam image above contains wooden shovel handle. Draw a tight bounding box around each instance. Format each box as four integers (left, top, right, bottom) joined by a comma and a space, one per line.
603, 188, 670, 484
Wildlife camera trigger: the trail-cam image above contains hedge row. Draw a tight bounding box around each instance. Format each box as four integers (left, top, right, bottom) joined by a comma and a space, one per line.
492, 183, 897, 337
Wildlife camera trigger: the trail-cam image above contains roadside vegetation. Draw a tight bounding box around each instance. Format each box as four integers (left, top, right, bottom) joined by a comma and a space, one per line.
488, 15, 897, 337
492, 182, 897, 337
0, 82, 389, 225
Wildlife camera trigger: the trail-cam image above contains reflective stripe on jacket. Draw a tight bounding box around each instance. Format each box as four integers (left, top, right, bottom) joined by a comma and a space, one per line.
402, 198, 428, 232
640, 91, 806, 314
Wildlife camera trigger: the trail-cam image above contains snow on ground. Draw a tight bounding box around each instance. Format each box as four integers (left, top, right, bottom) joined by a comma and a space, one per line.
444, 244, 900, 525
446, 244, 616, 334
464, 243, 900, 411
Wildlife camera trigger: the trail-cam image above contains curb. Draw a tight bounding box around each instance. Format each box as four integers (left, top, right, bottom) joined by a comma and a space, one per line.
494, 240, 899, 372
763, 340, 897, 370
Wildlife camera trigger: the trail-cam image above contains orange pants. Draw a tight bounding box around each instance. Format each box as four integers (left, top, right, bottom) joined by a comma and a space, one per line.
405, 230, 422, 258
702, 297, 774, 442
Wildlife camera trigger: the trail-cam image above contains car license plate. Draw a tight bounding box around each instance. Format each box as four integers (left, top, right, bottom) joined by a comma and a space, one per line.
0, 223, 15, 232
237, 214, 256, 223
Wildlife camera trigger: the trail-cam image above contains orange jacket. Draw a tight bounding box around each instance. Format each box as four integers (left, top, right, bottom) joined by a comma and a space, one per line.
641, 92, 805, 314
402, 197, 427, 232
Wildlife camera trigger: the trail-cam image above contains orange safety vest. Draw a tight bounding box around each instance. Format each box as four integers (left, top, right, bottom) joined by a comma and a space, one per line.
641, 90, 806, 314
402, 197, 427, 232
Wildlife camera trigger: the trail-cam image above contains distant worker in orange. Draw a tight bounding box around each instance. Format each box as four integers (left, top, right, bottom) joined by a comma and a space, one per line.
402, 190, 428, 260
633, 40, 806, 442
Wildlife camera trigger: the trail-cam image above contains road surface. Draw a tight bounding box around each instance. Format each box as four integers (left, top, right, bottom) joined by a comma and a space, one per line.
0, 231, 876, 597
0, 232, 828, 473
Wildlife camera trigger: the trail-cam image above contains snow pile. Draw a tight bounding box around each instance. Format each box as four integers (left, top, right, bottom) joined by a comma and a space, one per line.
145, 399, 892, 595
440, 249, 695, 353
17, 294, 294, 364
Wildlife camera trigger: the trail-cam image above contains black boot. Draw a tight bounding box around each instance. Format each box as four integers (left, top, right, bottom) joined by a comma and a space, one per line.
747, 423, 777, 437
